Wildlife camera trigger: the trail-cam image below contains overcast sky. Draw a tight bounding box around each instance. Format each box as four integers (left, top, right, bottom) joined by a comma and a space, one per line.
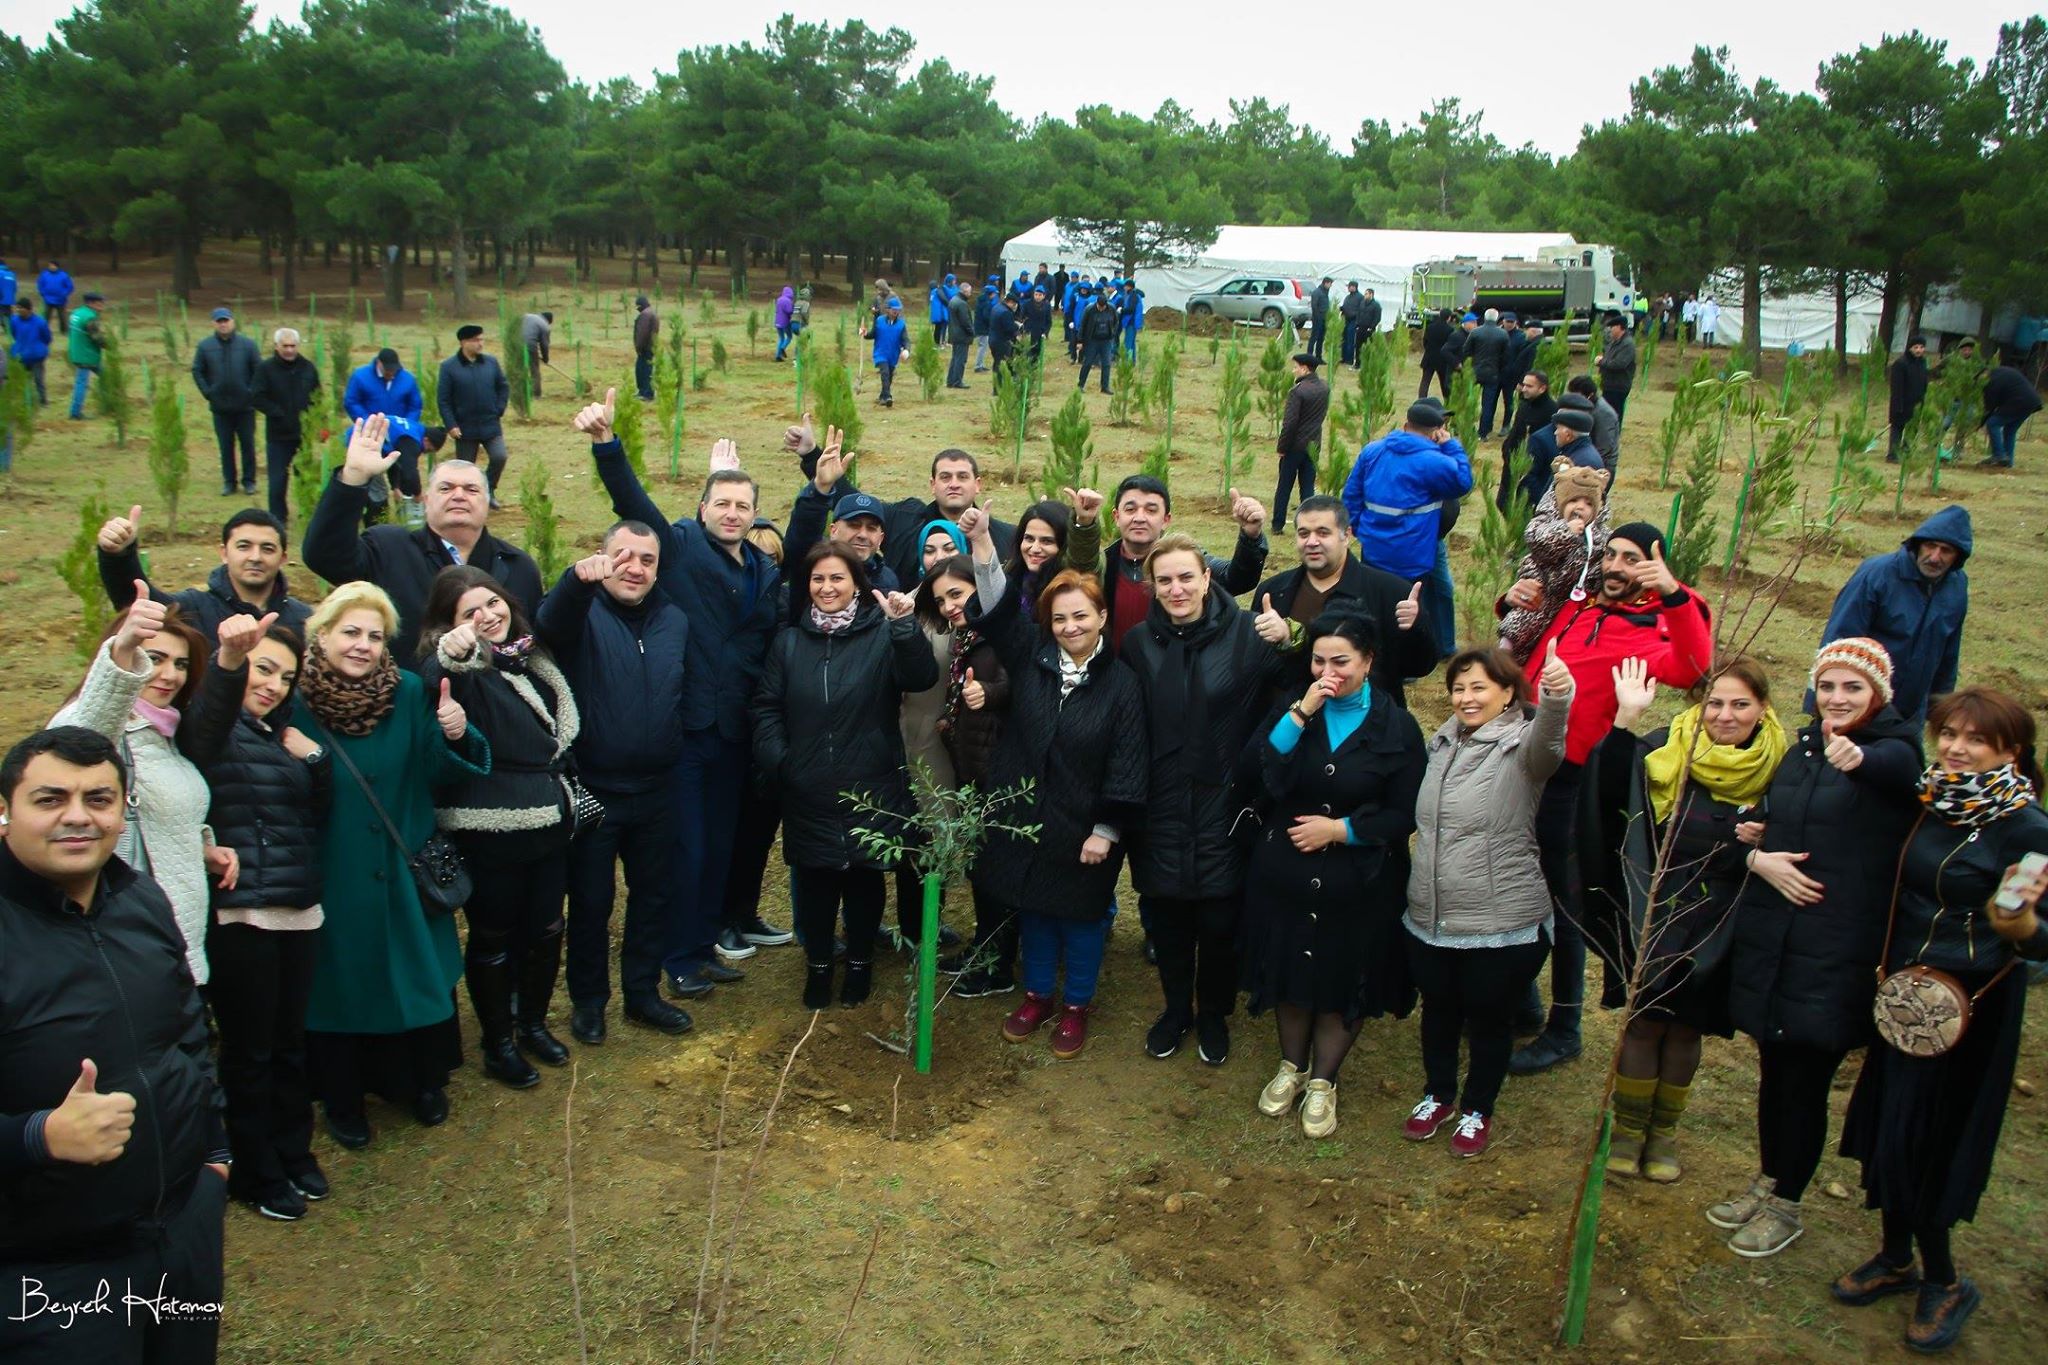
9, 0, 2017, 156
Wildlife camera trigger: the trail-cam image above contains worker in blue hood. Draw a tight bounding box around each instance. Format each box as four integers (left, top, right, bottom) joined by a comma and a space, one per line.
1817, 504, 1971, 724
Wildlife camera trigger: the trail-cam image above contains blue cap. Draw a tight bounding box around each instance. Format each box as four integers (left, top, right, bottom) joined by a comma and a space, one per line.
1501, 312, 1518, 323
885, 296, 902, 310
833, 491, 887, 523
1462, 312, 1479, 323
211, 307, 233, 321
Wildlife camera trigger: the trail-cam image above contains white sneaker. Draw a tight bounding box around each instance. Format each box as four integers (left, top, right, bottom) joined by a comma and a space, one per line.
1300, 1080, 1338, 1138
1257, 1060, 1306, 1116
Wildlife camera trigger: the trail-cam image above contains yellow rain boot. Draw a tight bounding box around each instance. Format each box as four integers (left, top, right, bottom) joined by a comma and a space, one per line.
1642, 1081, 1692, 1184
1607, 1074, 1655, 1178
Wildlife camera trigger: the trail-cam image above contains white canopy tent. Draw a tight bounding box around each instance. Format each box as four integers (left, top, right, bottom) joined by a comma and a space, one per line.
1710, 281, 1987, 356
998, 220, 1580, 313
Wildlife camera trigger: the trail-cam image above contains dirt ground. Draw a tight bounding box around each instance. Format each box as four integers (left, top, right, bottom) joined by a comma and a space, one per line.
3, 244, 2047, 1363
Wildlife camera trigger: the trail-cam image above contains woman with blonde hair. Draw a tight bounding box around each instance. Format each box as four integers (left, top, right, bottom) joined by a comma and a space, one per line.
290, 580, 490, 1147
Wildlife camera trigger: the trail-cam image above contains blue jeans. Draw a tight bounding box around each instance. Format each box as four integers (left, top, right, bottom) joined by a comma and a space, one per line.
775, 326, 793, 360
1020, 912, 1110, 1005
634, 352, 653, 400
665, 731, 746, 978
69, 363, 95, 418
567, 785, 678, 1007
1985, 412, 2025, 465
1478, 380, 1504, 438
1122, 330, 1138, 361
1423, 541, 1456, 657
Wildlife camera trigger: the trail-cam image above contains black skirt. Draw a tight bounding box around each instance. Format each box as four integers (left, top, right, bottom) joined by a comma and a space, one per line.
1242, 839, 1413, 1024
1840, 968, 2026, 1227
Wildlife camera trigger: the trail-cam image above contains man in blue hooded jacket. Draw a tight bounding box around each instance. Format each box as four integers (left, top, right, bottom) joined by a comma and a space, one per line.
1343, 399, 1472, 655
1818, 505, 1970, 725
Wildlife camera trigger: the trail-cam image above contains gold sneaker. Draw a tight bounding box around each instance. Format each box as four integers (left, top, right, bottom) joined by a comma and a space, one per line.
1727, 1196, 1804, 1259
1258, 1060, 1306, 1116
1705, 1173, 1775, 1230
1300, 1080, 1338, 1138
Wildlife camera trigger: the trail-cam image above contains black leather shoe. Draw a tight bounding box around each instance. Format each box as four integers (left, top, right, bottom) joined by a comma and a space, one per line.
841, 959, 873, 1007
517, 1023, 571, 1066
286, 1161, 330, 1201
570, 1003, 607, 1045
666, 970, 715, 1000
1508, 1030, 1583, 1075
623, 996, 694, 1035
699, 960, 745, 985
802, 963, 834, 1010
324, 1107, 372, 1149
482, 1039, 540, 1089
412, 1087, 450, 1126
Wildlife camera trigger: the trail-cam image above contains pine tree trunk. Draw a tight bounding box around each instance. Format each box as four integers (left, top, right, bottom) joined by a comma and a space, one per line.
1741, 253, 1762, 369
629, 234, 640, 286
282, 236, 297, 302
348, 237, 361, 288
108, 236, 120, 274
449, 217, 470, 309
385, 245, 405, 312
259, 235, 272, 276
1833, 271, 1850, 377
646, 236, 659, 280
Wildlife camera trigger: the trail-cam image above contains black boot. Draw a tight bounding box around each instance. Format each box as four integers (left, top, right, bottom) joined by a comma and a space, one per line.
515, 930, 570, 1066
803, 961, 835, 1010
841, 959, 874, 1007
468, 954, 539, 1090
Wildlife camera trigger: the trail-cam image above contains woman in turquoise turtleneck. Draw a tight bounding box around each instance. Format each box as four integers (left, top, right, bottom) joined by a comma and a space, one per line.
1242, 611, 1425, 1140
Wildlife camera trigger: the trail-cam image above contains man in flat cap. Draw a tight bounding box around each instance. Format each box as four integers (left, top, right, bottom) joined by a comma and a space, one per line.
437, 324, 511, 506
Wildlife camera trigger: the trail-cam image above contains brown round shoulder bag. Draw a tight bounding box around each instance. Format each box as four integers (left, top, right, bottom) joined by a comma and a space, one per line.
1870, 813, 2016, 1058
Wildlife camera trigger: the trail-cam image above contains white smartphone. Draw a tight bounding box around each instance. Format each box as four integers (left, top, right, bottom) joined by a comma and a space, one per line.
1993, 851, 2048, 915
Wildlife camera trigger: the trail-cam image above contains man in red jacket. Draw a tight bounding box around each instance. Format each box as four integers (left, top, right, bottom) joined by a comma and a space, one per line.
1501, 521, 1714, 1073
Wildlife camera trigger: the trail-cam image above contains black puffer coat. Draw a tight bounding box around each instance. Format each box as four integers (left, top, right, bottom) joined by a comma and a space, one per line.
179, 656, 331, 913
1120, 588, 1288, 900
938, 632, 1009, 789
752, 602, 941, 870
968, 594, 1147, 918
1728, 708, 1922, 1050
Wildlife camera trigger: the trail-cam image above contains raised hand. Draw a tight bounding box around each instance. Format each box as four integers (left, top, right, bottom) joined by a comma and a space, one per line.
41, 1059, 136, 1166
812, 425, 847, 494
573, 387, 617, 444
215, 611, 279, 671
782, 410, 816, 457
1990, 859, 2048, 942
1062, 485, 1105, 525
1749, 849, 1824, 906
1820, 719, 1864, 773
572, 545, 630, 584
958, 498, 994, 556
439, 621, 480, 661
1228, 486, 1266, 538
961, 667, 986, 711
1539, 638, 1572, 696
1631, 540, 1679, 598
338, 414, 397, 486
1394, 581, 1422, 631
708, 437, 740, 472
97, 504, 143, 554
435, 678, 467, 740
1611, 656, 1657, 728
874, 589, 914, 620
1298, 673, 1335, 717
1253, 592, 1290, 645
111, 583, 168, 669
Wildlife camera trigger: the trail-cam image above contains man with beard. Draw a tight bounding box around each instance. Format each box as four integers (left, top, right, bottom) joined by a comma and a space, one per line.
1500, 521, 1714, 1073
1817, 505, 1969, 726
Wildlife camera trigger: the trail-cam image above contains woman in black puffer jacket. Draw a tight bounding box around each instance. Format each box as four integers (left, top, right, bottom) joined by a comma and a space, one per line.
419, 566, 582, 1093
753, 542, 940, 1009
178, 611, 332, 1221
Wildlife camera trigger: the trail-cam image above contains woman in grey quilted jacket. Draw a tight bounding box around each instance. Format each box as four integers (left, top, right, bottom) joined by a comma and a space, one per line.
1400, 642, 1574, 1157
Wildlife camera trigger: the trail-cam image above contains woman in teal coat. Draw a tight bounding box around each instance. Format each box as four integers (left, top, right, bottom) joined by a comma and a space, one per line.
291, 580, 490, 1148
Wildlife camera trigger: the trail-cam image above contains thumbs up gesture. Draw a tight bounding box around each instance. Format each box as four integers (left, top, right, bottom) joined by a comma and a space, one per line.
1539, 638, 1573, 697
215, 610, 279, 670
1253, 592, 1290, 645
111, 582, 168, 670
1062, 485, 1104, 525
435, 677, 468, 740
42, 1059, 137, 1166
961, 666, 986, 711
1821, 718, 1864, 773
98, 504, 143, 554
1631, 539, 1679, 598
1228, 486, 1266, 538
1395, 580, 1423, 631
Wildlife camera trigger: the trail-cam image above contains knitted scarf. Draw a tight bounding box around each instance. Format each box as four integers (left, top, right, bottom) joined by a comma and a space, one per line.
1643, 703, 1789, 824
298, 643, 399, 737
809, 602, 859, 634
1920, 762, 2037, 829
939, 623, 983, 733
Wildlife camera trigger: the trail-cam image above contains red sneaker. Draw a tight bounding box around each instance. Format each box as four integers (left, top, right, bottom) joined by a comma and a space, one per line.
1450, 1110, 1492, 1158
1403, 1095, 1455, 1142
1002, 992, 1056, 1043
1049, 1003, 1092, 1059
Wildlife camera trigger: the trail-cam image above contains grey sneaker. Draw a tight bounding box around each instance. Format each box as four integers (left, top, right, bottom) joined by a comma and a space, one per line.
1257, 1060, 1305, 1116
1727, 1195, 1804, 1259
1299, 1080, 1338, 1138
1705, 1173, 1776, 1230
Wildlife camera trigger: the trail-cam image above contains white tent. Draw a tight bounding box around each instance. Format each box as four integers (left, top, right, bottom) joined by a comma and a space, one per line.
998, 220, 1579, 313
1697, 278, 1986, 356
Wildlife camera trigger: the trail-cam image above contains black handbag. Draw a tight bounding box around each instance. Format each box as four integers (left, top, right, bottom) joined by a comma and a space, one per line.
562, 767, 605, 838
331, 740, 472, 916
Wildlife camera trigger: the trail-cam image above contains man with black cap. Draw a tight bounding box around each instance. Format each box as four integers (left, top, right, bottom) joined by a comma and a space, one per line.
1020, 284, 1054, 364
633, 295, 658, 400
1273, 352, 1329, 529
1342, 397, 1472, 654
1512, 404, 1601, 510
988, 292, 1021, 386
1597, 314, 1637, 426
1418, 309, 1454, 398
1078, 289, 1120, 393
1564, 376, 1620, 479
438, 324, 511, 503
1885, 333, 1929, 462
192, 306, 262, 497
0, 725, 231, 1363
1338, 282, 1365, 366
1501, 519, 1713, 1073
945, 285, 974, 388
1307, 276, 1332, 362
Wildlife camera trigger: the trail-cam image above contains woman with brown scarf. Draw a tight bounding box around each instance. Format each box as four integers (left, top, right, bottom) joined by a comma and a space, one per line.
289, 581, 491, 1149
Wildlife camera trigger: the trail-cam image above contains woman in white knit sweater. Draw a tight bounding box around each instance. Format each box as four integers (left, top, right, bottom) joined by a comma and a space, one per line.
52, 588, 226, 984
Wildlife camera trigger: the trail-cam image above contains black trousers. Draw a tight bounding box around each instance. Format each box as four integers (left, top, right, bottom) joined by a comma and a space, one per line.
212, 407, 256, 488
1606, 387, 1629, 426
1531, 761, 1588, 1023
1273, 449, 1316, 526
1755, 1038, 1851, 1201
0, 1169, 225, 1363
721, 781, 782, 932
466, 852, 568, 961
204, 921, 318, 1198
1078, 341, 1113, 392
566, 786, 674, 1008
1407, 931, 1550, 1116
1418, 362, 1450, 399
264, 437, 297, 522
792, 866, 886, 966
1307, 317, 1327, 360
1145, 893, 1241, 1019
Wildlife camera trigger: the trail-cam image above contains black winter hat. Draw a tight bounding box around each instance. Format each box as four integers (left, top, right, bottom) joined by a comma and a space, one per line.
1554, 408, 1594, 434
1406, 399, 1447, 429
1609, 521, 1668, 561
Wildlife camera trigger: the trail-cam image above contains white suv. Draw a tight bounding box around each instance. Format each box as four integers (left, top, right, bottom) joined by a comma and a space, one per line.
1183, 277, 1312, 329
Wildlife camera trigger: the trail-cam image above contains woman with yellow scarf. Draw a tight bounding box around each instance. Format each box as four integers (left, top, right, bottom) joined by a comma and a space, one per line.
1607, 655, 1788, 1182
